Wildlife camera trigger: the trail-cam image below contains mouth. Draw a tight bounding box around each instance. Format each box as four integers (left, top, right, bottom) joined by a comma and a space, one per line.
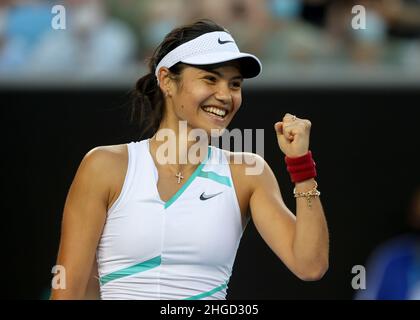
200, 105, 229, 120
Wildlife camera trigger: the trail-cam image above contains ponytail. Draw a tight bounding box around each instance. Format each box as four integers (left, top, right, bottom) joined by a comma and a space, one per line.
131, 72, 164, 138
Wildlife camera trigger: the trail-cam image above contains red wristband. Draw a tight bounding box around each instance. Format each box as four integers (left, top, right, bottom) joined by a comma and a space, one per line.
285, 151, 317, 183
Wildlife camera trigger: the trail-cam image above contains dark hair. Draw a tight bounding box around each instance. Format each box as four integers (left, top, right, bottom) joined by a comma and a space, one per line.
131, 19, 227, 138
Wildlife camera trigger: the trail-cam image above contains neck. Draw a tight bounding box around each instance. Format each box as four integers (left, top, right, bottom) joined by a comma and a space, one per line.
150, 120, 209, 174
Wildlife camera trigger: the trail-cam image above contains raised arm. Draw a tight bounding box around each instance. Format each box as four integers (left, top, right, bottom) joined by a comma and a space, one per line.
248, 114, 329, 281
50, 147, 120, 299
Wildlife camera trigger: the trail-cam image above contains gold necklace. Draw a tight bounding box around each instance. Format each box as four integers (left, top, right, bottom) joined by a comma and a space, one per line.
168, 163, 186, 184
175, 171, 184, 184
150, 137, 184, 184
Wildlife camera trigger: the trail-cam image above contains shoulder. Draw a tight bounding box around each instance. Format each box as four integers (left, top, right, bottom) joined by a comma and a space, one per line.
221, 149, 270, 172
221, 149, 272, 191
76, 144, 129, 208
83, 144, 128, 168
78, 144, 128, 187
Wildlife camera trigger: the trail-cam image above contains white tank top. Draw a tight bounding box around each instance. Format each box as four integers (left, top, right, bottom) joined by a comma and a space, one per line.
96, 138, 245, 300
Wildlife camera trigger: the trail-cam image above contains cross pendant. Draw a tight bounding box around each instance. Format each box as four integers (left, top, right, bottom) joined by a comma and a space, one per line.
175, 172, 184, 184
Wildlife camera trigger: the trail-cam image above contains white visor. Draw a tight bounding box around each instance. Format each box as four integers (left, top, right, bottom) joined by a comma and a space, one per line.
155, 31, 262, 83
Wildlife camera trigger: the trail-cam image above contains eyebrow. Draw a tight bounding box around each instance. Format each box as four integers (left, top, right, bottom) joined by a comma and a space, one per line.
201, 69, 243, 81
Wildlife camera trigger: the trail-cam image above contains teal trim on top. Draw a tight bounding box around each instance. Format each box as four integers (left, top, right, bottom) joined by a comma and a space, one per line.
99, 255, 161, 286
198, 171, 232, 187
182, 282, 228, 300
164, 146, 212, 209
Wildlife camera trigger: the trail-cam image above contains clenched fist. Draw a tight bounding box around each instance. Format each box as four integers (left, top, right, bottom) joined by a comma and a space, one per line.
274, 113, 312, 158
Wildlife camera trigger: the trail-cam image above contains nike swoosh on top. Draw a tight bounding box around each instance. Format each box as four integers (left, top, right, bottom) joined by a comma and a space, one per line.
200, 191, 223, 200
218, 38, 234, 45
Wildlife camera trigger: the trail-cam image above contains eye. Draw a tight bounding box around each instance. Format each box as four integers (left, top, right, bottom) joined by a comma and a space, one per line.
204, 75, 217, 83
231, 81, 242, 89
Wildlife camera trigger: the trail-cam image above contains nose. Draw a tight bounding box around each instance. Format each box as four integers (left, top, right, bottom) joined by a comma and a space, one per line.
214, 82, 232, 104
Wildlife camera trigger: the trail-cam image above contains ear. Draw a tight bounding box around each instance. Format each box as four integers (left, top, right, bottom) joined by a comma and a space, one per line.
157, 67, 173, 97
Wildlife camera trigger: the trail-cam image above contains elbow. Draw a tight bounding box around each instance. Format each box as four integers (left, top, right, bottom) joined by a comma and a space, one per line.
295, 261, 329, 282
50, 288, 86, 300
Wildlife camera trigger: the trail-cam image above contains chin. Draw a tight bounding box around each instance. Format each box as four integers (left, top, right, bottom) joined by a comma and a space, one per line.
197, 122, 227, 137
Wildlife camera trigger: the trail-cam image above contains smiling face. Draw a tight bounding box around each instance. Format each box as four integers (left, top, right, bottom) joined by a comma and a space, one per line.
163, 63, 243, 136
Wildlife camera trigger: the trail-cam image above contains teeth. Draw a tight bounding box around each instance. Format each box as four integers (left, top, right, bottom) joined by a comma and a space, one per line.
202, 106, 227, 117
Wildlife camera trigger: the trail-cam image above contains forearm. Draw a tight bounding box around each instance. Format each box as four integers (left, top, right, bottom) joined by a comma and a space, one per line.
292, 178, 329, 279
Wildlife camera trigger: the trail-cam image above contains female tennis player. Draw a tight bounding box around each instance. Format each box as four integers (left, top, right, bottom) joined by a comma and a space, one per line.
51, 19, 329, 300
